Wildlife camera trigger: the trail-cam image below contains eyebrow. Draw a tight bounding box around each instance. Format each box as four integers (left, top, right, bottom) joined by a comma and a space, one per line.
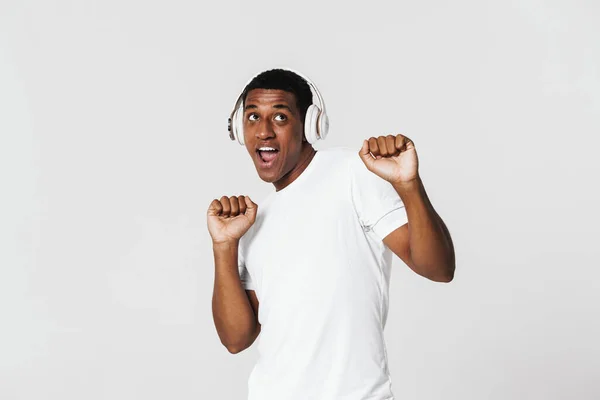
244, 104, 293, 112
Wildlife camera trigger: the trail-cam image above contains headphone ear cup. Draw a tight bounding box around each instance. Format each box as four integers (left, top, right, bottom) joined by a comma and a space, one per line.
304, 104, 320, 144
318, 111, 329, 140
233, 104, 245, 146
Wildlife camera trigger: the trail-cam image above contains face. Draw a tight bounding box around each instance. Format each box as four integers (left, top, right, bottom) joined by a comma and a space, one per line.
242, 88, 313, 190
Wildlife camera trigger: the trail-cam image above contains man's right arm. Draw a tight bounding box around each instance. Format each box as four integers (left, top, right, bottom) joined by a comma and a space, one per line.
212, 241, 260, 354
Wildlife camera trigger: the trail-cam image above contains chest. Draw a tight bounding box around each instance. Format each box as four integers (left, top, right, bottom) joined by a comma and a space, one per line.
243, 186, 361, 295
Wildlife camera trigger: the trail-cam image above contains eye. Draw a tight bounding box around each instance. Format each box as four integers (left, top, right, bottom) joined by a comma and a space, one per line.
274, 114, 287, 122
247, 113, 259, 122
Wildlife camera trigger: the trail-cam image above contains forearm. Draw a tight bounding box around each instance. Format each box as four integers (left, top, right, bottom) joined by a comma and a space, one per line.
212, 241, 258, 353
392, 176, 455, 281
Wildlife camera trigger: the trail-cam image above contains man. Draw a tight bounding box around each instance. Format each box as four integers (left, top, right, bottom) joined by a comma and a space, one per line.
207, 69, 455, 400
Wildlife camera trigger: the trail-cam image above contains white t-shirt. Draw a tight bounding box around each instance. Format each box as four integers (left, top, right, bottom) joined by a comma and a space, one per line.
237, 147, 409, 400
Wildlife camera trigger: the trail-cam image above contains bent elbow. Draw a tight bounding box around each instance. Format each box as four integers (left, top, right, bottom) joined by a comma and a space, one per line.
223, 326, 260, 354
437, 265, 455, 283
437, 273, 454, 283
427, 264, 455, 283
226, 344, 245, 354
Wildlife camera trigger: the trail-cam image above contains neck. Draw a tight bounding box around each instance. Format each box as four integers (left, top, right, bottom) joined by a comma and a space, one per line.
273, 145, 317, 192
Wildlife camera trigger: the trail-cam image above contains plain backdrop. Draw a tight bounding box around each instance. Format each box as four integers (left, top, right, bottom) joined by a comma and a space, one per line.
1, 0, 599, 399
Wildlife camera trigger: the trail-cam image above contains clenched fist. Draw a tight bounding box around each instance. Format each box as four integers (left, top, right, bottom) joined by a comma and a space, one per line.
207, 195, 258, 245
358, 134, 419, 185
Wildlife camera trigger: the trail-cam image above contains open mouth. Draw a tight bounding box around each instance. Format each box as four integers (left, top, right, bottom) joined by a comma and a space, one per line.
256, 149, 279, 168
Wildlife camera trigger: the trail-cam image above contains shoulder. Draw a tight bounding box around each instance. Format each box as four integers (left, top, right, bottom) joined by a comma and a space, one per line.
322, 146, 372, 175
315, 147, 376, 185
316, 146, 360, 171
318, 146, 355, 159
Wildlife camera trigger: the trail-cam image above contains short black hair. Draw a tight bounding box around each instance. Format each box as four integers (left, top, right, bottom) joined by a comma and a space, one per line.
242, 69, 313, 122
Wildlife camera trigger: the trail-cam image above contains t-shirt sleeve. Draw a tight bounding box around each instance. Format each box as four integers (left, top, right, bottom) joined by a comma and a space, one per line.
237, 243, 256, 291
349, 154, 409, 241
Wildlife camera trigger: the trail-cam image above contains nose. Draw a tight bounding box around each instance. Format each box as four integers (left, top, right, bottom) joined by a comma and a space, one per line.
255, 118, 275, 140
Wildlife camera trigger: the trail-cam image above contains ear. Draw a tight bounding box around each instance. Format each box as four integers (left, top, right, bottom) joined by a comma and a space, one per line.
300, 121, 307, 142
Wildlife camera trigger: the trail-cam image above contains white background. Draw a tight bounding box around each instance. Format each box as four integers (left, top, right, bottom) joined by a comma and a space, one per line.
1, 0, 599, 399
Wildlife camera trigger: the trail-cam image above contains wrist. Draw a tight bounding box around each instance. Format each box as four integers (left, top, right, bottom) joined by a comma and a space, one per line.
212, 239, 239, 252
391, 175, 422, 193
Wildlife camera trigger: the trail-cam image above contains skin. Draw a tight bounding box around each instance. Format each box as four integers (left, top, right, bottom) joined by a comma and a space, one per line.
242, 88, 316, 192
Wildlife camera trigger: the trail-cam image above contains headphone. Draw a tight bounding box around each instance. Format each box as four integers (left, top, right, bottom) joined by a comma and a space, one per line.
227, 68, 330, 146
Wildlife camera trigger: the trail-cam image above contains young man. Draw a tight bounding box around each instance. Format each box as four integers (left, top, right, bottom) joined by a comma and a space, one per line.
208, 69, 455, 400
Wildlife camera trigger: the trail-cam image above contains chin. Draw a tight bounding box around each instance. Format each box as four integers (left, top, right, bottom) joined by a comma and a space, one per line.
255, 168, 279, 183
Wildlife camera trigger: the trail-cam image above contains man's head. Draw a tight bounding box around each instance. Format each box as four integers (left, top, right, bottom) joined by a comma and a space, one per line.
241, 69, 316, 188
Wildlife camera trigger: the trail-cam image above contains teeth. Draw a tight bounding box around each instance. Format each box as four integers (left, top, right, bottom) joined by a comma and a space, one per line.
259, 147, 277, 151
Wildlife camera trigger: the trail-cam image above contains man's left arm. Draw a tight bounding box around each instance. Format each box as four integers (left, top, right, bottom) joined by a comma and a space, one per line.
385, 177, 455, 282
359, 134, 455, 283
